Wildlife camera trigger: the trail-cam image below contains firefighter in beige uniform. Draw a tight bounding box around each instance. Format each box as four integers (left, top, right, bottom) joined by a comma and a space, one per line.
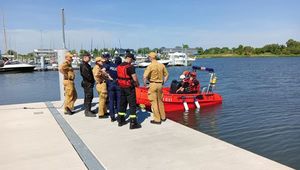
143, 52, 169, 124
93, 56, 110, 118
59, 52, 77, 115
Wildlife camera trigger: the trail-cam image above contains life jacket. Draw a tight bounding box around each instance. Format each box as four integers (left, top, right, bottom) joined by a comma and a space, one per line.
117, 63, 132, 88
188, 79, 200, 93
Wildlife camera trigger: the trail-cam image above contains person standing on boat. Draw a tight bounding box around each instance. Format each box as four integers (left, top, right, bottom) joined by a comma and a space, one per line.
117, 53, 141, 129
93, 56, 110, 118
59, 52, 78, 115
80, 52, 96, 117
143, 52, 169, 124
103, 55, 122, 122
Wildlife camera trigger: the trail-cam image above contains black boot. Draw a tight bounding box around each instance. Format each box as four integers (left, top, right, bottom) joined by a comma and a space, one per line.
84, 104, 96, 117
118, 115, 126, 127
130, 118, 141, 129
85, 110, 96, 117
64, 107, 74, 115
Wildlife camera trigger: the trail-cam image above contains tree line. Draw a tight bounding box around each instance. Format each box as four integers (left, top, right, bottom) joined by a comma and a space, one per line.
197, 39, 300, 56
3, 39, 300, 61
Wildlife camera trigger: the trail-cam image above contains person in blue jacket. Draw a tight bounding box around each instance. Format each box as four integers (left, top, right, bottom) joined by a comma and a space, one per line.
103, 54, 122, 122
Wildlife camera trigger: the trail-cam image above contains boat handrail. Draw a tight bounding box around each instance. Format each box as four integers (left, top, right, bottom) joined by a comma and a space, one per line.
192, 66, 217, 93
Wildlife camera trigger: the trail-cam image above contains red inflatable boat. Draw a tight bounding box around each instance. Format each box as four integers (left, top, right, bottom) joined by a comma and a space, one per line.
136, 66, 223, 113
136, 87, 222, 112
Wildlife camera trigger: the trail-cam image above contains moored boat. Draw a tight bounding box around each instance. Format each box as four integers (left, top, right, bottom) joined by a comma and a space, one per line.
137, 59, 170, 68
0, 61, 35, 73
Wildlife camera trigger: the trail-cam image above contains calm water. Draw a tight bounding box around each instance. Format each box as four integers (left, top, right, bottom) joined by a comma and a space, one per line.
1, 57, 300, 169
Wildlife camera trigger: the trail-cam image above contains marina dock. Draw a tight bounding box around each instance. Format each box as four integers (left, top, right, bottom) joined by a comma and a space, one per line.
0, 99, 293, 170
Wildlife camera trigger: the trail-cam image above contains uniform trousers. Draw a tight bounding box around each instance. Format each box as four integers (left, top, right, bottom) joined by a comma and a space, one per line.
82, 81, 94, 111
119, 87, 137, 117
63, 80, 77, 111
148, 83, 166, 122
107, 80, 120, 118
96, 82, 107, 116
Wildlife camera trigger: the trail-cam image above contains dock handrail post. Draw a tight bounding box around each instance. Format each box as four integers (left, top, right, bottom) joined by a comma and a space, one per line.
58, 8, 67, 101
57, 49, 66, 101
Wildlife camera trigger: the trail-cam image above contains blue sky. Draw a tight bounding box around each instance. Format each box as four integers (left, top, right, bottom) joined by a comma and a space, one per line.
1, 0, 300, 53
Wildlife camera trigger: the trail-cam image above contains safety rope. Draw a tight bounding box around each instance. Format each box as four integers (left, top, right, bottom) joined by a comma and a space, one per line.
0, 101, 65, 111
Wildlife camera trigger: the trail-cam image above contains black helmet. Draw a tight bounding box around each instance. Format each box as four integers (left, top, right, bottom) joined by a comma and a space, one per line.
114, 57, 122, 65
102, 53, 111, 59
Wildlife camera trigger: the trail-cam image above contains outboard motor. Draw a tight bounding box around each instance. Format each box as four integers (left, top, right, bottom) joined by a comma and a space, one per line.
170, 80, 181, 94
0, 60, 4, 67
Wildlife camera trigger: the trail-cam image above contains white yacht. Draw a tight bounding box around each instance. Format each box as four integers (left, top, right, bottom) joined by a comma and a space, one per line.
0, 60, 35, 73
137, 59, 170, 68
167, 52, 195, 66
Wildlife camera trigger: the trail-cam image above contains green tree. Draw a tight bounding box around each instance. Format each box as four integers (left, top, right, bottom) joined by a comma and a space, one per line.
220, 47, 230, 54
286, 39, 300, 48
137, 47, 150, 54
152, 48, 161, 53
92, 48, 99, 57
262, 44, 282, 54
286, 39, 300, 54
79, 49, 90, 57
182, 44, 189, 49
235, 45, 244, 55
243, 46, 254, 55
70, 49, 77, 54
196, 47, 204, 55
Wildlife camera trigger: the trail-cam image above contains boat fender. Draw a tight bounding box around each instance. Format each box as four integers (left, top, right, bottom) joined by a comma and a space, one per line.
182, 97, 189, 112
194, 97, 200, 109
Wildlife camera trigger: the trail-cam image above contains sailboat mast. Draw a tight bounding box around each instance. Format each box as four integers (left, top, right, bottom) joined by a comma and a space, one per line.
61, 8, 66, 49
2, 14, 8, 53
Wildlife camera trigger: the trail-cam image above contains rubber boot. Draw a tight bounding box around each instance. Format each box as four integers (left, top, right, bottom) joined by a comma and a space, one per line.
129, 118, 141, 129
118, 115, 126, 127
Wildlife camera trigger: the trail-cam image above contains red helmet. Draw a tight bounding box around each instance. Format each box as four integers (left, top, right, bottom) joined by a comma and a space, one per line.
183, 70, 190, 76
190, 72, 197, 77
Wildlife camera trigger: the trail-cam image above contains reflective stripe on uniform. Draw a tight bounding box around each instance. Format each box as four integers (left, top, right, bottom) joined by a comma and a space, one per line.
129, 115, 136, 118
118, 112, 126, 116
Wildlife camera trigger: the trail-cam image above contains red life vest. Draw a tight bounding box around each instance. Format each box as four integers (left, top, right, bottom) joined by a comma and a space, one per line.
117, 63, 132, 88
188, 79, 200, 93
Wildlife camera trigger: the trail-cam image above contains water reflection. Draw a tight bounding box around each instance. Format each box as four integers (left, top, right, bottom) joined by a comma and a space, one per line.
167, 104, 222, 137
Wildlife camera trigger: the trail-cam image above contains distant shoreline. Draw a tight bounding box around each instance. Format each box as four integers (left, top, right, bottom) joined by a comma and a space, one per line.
196, 54, 300, 58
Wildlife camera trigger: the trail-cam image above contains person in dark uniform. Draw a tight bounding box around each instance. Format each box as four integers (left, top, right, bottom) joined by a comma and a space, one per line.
80, 52, 96, 117
103, 56, 122, 122
117, 53, 141, 129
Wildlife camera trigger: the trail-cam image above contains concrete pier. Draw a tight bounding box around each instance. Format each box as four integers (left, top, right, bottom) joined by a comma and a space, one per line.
0, 99, 294, 170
